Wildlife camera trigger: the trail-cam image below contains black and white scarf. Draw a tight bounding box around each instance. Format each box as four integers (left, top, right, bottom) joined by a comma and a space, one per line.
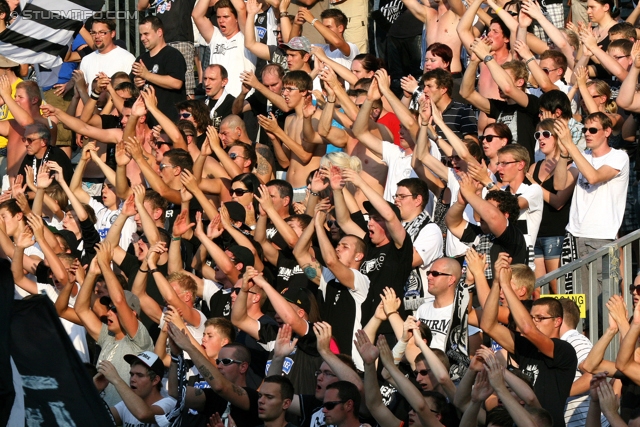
156, 353, 188, 427
403, 210, 432, 308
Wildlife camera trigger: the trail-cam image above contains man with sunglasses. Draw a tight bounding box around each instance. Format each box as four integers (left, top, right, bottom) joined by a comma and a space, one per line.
15, 122, 73, 187
321, 381, 362, 427
168, 325, 262, 427
481, 259, 577, 427
554, 113, 629, 295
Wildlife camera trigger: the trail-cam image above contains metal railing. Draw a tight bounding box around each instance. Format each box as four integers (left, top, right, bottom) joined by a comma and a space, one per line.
102, 0, 142, 57
535, 229, 640, 361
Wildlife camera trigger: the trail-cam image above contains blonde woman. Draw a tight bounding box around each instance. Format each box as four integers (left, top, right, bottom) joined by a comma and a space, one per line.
527, 119, 578, 293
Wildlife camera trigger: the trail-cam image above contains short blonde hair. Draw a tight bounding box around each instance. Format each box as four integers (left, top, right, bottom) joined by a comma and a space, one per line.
511, 264, 535, 299
320, 151, 362, 172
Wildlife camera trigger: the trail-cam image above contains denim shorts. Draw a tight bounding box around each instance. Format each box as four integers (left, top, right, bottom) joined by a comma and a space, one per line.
534, 236, 563, 259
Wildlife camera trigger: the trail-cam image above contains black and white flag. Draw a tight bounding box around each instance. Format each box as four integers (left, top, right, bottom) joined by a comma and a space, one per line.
0, 0, 104, 68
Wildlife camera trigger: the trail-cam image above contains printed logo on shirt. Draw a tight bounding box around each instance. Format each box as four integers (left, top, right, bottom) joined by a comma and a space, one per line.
418, 317, 450, 338
522, 364, 540, 386
360, 254, 385, 274
379, 383, 397, 406
166, 209, 174, 219
497, 111, 518, 144
256, 26, 267, 40
265, 355, 295, 375
310, 409, 326, 427
333, 290, 341, 305
156, 0, 174, 14
278, 265, 303, 281
211, 43, 238, 56
151, 64, 159, 74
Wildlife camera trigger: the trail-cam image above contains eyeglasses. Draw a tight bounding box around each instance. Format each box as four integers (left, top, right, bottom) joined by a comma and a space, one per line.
282, 86, 300, 93
315, 370, 337, 378
216, 358, 243, 366
179, 112, 192, 119
159, 163, 176, 171
581, 127, 602, 134
232, 288, 257, 295
230, 188, 252, 196
90, 30, 110, 37
229, 152, 248, 160
22, 137, 42, 144
531, 315, 557, 323
630, 284, 640, 294
534, 130, 552, 140
427, 270, 452, 277
479, 135, 498, 143
541, 67, 559, 74
273, 30, 282, 36
393, 193, 414, 200
413, 368, 431, 377
322, 400, 345, 410
496, 161, 519, 167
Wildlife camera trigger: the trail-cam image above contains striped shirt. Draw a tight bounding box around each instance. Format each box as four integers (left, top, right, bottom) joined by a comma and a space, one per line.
434, 100, 478, 140
562, 329, 610, 427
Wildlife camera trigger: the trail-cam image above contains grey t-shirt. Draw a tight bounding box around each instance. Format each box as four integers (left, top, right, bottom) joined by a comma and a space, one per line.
97, 321, 154, 406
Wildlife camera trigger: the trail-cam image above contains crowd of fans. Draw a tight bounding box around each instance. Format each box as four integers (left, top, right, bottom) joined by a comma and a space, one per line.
4, 0, 640, 425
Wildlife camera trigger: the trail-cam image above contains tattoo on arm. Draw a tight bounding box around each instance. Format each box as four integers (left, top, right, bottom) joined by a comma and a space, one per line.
231, 384, 247, 397
194, 388, 204, 396
198, 364, 215, 382
302, 259, 321, 280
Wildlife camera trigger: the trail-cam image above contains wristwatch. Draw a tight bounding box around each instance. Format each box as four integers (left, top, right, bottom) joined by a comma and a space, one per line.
485, 182, 495, 190
483, 55, 494, 64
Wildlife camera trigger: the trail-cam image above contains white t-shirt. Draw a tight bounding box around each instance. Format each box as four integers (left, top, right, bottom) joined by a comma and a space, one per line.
410, 221, 444, 302
79, 46, 136, 84
114, 396, 176, 427
416, 302, 480, 351
566, 148, 629, 239
319, 267, 369, 370
506, 182, 543, 268
381, 140, 417, 203
88, 198, 136, 251
208, 30, 257, 97
315, 42, 359, 69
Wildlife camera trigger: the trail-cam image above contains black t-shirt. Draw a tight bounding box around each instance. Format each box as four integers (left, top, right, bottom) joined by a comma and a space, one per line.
258, 321, 323, 396
246, 90, 292, 147
531, 161, 571, 237
203, 386, 261, 427
206, 94, 236, 130
235, 314, 278, 388
151, 0, 196, 43
512, 333, 577, 427
298, 395, 323, 427
118, 252, 168, 342
136, 45, 187, 124
460, 220, 529, 278
203, 287, 233, 319
18, 145, 74, 185
360, 233, 414, 333
181, 372, 212, 427
488, 94, 540, 163
387, 9, 423, 37
275, 251, 311, 292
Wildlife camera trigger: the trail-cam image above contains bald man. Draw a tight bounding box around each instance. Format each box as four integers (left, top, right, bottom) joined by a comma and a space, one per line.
415, 257, 465, 351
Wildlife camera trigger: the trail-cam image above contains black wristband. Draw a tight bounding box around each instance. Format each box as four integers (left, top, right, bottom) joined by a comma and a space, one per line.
309, 191, 320, 197
149, 268, 159, 275
139, 267, 149, 273
90, 92, 99, 101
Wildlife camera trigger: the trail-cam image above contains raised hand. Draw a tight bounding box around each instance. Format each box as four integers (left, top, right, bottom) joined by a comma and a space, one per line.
354, 329, 379, 365
381, 287, 401, 316
606, 294, 628, 333
115, 140, 132, 166
273, 323, 298, 358
97, 360, 121, 384
308, 170, 329, 194
15, 227, 35, 249
12, 174, 27, 198
172, 210, 195, 238
313, 321, 333, 354
256, 113, 281, 134
376, 334, 395, 367
400, 75, 418, 98
471, 369, 494, 403
207, 214, 224, 239
121, 194, 137, 217
552, 120, 571, 156
341, 167, 365, 188
167, 322, 195, 352
26, 213, 45, 241
95, 241, 114, 266
36, 162, 54, 189
124, 136, 144, 160
140, 85, 158, 111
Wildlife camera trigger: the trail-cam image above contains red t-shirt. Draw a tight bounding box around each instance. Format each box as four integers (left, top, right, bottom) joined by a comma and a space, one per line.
378, 111, 402, 147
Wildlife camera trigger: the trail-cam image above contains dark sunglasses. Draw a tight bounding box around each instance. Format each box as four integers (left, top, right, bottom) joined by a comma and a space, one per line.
581, 127, 602, 134
327, 220, 337, 227
179, 112, 192, 119
107, 304, 117, 313
479, 135, 498, 143
232, 288, 256, 295
534, 130, 552, 140
230, 188, 252, 196
630, 285, 640, 294
413, 368, 431, 376
322, 400, 345, 410
229, 152, 247, 160
216, 358, 243, 366
427, 270, 452, 277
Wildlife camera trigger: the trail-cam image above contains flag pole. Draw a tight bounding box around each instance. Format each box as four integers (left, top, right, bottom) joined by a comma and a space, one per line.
33, 64, 53, 129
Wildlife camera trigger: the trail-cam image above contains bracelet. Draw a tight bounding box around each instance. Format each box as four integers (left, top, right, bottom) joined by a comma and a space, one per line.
172, 235, 181, 241
311, 18, 319, 25
170, 355, 180, 363
560, 154, 571, 159
386, 310, 399, 317
525, 57, 536, 66
495, 6, 503, 13
139, 267, 149, 273
309, 191, 320, 196
149, 268, 159, 274
326, 98, 336, 103
90, 92, 99, 101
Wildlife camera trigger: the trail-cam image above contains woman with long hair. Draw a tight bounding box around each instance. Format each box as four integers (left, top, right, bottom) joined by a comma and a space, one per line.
527, 119, 578, 293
